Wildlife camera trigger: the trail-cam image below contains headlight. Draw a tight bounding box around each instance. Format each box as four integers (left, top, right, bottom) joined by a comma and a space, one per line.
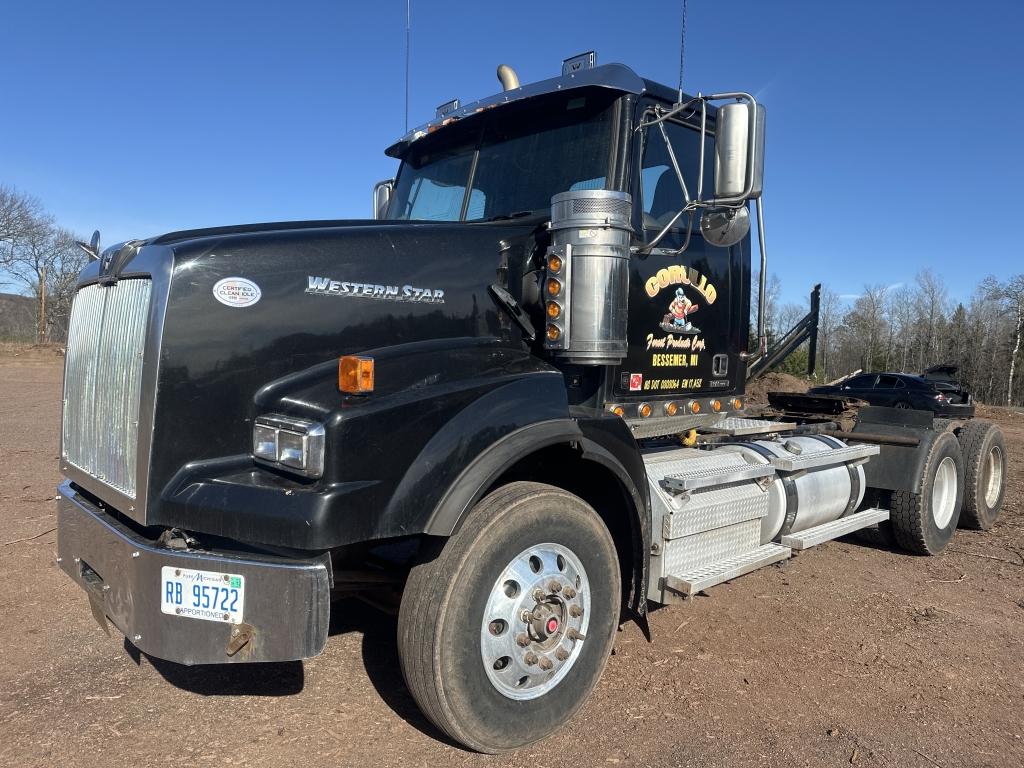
252, 415, 325, 478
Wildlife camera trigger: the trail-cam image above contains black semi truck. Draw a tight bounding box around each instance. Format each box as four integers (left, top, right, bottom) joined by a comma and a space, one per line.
56, 56, 1009, 753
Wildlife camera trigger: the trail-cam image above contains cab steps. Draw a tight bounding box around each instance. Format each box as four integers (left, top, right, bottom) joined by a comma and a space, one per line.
780, 507, 889, 550
661, 543, 792, 596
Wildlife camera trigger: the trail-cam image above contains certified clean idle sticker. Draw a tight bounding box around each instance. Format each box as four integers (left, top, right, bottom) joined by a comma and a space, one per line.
213, 277, 262, 307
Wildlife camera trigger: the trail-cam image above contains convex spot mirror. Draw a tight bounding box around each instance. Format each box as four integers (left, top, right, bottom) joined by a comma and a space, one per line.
373, 179, 394, 220
714, 102, 766, 200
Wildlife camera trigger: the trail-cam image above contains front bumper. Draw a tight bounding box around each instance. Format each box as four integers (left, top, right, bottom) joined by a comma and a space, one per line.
56, 480, 331, 665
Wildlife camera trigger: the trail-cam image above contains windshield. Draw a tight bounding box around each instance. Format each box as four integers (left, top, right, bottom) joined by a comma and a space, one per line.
387, 90, 619, 221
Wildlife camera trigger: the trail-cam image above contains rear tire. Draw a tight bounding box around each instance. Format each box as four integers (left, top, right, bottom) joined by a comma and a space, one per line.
955, 420, 1007, 530
890, 431, 964, 555
397, 481, 621, 753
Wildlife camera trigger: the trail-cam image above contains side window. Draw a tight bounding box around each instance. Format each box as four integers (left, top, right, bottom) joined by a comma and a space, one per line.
844, 375, 875, 389
640, 117, 714, 230
894, 378, 906, 389
876, 375, 899, 388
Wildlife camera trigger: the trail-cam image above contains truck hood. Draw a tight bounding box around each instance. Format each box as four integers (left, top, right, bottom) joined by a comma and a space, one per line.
78, 219, 543, 524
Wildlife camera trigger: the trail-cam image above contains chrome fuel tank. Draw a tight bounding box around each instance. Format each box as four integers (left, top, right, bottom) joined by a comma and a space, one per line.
717, 435, 867, 544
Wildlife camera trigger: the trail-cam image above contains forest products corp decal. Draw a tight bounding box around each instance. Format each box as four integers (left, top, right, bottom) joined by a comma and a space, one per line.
645, 264, 716, 375
306, 276, 445, 304
213, 277, 262, 308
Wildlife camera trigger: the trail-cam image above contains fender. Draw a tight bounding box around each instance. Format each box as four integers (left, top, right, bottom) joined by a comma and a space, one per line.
854, 406, 942, 495
425, 411, 652, 614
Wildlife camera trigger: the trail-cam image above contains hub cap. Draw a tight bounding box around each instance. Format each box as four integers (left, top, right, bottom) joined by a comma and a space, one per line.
480, 543, 591, 700
983, 445, 1004, 508
931, 456, 958, 528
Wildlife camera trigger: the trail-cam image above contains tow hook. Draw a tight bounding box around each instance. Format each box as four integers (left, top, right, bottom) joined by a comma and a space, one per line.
226, 622, 255, 656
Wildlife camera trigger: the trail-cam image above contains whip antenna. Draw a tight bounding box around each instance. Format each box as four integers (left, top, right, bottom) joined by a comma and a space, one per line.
677, 0, 688, 102
404, 0, 411, 132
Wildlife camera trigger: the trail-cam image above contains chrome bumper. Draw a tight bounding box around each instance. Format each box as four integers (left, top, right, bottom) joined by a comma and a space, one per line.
56, 480, 331, 665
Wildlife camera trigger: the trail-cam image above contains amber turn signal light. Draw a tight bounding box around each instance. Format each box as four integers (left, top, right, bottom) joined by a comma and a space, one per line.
546, 324, 561, 341
638, 403, 652, 418
688, 400, 701, 414
546, 301, 561, 319
711, 399, 722, 412
547, 254, 563, 272
546, 278, 562, 297
664, 401, 679, 416
339, 355, 374, 394
732, 397, 743, 410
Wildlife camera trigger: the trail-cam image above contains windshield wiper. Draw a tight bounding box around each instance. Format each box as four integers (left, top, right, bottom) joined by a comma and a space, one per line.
480, 210, 542, 222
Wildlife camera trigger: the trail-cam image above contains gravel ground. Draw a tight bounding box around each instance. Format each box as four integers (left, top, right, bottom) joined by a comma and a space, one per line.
1, 356, 1022, 768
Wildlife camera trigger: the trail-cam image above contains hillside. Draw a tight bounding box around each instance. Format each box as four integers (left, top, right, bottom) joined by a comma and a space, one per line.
0, 293, 35, 342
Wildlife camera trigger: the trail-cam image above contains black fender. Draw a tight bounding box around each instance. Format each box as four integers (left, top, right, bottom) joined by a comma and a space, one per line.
854, 406, 943, 495
425, 411, 651, 615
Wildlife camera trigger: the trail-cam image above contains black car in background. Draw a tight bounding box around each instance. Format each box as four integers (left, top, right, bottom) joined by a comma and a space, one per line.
808, 372, 974, 416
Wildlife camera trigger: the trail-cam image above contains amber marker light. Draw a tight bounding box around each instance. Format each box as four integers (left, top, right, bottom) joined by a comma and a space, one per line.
546, 278, 562, 297
546, 324, 561, 341
732, 397, 743, 410
688, 400, 701, 414
546, 301, 561, 319
638, 403, 652, 418
547, 254, 563, 272
339, 355, 374, 394
664, 401, 679, 416
611, 405, 625, 417
711, 399, 722, 412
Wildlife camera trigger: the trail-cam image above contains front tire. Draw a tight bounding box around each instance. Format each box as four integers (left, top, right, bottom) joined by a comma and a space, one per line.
397, 482, 621, 753
890, 431, 965, 555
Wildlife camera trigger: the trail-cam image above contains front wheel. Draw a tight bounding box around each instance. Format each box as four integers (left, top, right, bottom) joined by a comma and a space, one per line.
397, 482, 621, 753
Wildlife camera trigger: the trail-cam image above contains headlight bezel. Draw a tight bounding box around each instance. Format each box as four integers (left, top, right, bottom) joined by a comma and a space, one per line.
252, 414, 326, 479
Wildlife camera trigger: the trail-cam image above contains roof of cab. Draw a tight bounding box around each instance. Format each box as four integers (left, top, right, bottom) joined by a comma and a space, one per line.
385, 63, 682, 158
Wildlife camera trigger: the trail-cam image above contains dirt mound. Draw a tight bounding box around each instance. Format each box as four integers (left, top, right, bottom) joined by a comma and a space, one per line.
745, 370, 809, 405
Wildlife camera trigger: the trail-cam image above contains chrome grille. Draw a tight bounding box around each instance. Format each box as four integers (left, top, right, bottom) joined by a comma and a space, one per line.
62, 279, 152, 498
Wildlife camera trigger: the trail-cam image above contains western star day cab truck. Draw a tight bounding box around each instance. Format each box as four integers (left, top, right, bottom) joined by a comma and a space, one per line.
56, 55, 1009, 753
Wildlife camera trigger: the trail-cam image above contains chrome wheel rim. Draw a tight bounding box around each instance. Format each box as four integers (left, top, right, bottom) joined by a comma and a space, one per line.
480, 543, 591, 701
983, 445, 1004, 508
931, 456, 958, 528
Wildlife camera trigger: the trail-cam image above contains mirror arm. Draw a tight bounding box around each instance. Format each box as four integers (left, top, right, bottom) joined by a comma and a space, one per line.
637, 208, 694, 256
739, 196, 769, 362
637, 97, 703, 131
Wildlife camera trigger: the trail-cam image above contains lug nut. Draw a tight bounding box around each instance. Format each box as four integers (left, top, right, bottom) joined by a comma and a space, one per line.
524, 652, 538, 666
538, 656, 553, 671
548, 581, 562, 593
570, 605, 583, 618
532, 589, 546, 603
567, 628, 585, 641
563, 587, 577, 599
555, 648, 569, 661
516, 633, 530, 647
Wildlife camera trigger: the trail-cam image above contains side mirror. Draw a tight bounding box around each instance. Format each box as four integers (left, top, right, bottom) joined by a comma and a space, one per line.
75, 229, 102, 261
373, 179, 394, 220
714, 102, 765, 200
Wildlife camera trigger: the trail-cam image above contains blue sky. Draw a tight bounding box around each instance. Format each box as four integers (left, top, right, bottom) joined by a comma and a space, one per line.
2, 0, 1022, 304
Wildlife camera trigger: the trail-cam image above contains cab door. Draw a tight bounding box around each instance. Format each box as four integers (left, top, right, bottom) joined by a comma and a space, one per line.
611, 104, 750, 403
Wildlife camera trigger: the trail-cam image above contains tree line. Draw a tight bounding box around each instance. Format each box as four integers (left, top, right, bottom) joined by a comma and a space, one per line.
763, 269, 1024, 408
0, 185, 88, 343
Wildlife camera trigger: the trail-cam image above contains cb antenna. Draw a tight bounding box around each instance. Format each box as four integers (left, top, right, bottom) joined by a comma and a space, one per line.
677, 0, 688, 102
404, 0, 411, 132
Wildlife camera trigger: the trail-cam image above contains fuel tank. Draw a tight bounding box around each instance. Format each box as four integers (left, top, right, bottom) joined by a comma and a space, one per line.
717, 435, 867, 543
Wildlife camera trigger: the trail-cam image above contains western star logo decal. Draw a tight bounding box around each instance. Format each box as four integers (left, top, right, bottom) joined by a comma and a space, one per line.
306, 276, 445, 304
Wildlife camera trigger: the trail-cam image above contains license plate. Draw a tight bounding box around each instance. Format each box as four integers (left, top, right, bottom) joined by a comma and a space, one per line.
160, 566, 245, 624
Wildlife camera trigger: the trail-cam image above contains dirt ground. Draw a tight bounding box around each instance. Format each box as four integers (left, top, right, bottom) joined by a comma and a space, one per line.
2, 357, 1023, 768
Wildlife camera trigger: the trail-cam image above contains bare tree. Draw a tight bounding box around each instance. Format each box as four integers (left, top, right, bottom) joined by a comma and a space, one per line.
2, 222, 86, 343
0, 185, 45, 245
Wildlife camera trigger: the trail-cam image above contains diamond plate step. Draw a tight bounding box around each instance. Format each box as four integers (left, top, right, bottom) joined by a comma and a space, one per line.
660, 462, 775, 492
769, 443, 879, 472
702, 417, 795, 436
780, 507, 890, 550
662, 543, 792, 596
